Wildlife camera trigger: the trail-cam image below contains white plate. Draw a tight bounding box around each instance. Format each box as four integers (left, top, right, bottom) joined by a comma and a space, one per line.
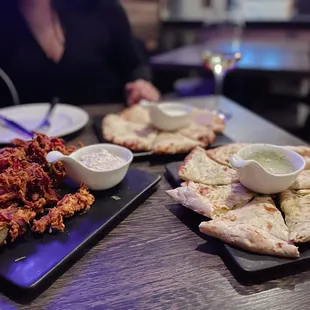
0, 103, 89, 143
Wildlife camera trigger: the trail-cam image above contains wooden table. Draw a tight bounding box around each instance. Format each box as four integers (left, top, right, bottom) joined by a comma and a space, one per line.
0, 96, 308, 310
151, 40, 310, 75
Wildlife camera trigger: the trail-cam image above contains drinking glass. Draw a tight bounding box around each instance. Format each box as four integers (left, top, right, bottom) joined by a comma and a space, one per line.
201, 0, 245, 119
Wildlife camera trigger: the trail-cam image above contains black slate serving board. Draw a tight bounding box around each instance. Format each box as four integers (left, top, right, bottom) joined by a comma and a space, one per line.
0, 167, 161, 289
165, 161, 310, 281
93, 116, 233, 159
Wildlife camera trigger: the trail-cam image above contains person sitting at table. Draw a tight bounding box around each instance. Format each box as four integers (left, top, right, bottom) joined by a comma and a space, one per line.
0, 0, 160, 105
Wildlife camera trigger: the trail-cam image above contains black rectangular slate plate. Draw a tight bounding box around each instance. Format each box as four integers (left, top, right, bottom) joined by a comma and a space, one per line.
93, 116, 233, 160
0, 167, 161, 290
165, 161, 310, 281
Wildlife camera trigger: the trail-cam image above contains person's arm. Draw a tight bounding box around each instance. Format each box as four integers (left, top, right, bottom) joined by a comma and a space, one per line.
104, 1, 151, 83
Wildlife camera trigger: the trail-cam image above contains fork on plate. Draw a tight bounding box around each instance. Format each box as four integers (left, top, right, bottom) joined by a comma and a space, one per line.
35, 97, 59, 133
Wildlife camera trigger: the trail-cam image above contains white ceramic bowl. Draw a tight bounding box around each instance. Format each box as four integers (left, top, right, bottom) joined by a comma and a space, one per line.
63, 144, 133, 190
230, 144, 305, 194
141, 101, 193, 131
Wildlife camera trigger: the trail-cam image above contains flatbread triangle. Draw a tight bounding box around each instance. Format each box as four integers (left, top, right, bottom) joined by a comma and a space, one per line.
166, 181, 255, 219
280, 189, 310, 243
206, 143, 248, 166
152, 133, 204, 155
291, 170, 310, 190
178, 147, 237, 185
199, 196, 299, 258
102, 114, 157, 152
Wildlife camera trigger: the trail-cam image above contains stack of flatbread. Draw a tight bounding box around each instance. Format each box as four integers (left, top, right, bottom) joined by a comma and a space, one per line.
167, 143, 310, 258
102, 105, 225, 154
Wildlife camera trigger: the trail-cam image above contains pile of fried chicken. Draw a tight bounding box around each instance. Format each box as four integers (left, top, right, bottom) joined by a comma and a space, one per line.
0, 133, 95, 245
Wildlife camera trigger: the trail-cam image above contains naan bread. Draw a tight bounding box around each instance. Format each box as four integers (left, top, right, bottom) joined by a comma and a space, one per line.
120, 105, 150, 125
191, 109, 225, 134
285, 146, 310, 170
206, 143, 248, 166
178, 147, 237, 185
177, 124, 216, 147
285, 146, 310, 157
152, 133, 203, 155
102, 114, 157, 151
166, 181, 255, 219
103, 105, 228, 154
303, 157, 310, 170
280, 189, 310, 243
199, 196, 299, 258
291, 171, 310, 190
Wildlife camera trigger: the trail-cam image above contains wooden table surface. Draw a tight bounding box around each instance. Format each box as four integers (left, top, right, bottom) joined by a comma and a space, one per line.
0, 96, 309, 310
151, 39, 310, 75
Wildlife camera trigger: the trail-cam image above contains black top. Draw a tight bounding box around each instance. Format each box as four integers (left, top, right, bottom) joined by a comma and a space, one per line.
296, 0, 310, 15
0, 0, 150, 105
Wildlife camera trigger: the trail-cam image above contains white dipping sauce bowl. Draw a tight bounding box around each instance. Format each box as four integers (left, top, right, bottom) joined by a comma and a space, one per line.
65, 144, 133, 190
148, 102, 193, 131
230, 144, 305, 194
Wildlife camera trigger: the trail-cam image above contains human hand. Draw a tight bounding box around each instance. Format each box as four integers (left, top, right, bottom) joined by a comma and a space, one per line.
125, 79, 160, 105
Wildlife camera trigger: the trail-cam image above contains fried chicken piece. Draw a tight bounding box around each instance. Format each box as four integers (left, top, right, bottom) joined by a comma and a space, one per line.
4, 206, 36, 239
32, 208, 64, 232
0, 147, 26, 172
0, 133, 93, 244
32, 186, 95, 233
12, 133, 80, 180
12, 133, 77, 160
0, 161, 59, 211
9, 221, 24, 243
9, 206, 37, 223
10, 138, 29, 149
20, 197, 46, 214
0, 192, 19, 205
0, 205, 37, 243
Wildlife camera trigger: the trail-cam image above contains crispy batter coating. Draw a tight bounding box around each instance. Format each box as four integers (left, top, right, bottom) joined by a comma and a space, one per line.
0, 133, 93, 245
0, 148, 26, 172
0, 205, 36, 243
32, 186, 95, 233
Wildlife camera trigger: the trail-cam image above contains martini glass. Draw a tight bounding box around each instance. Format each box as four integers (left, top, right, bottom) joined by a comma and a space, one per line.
201, 1, 244, 119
